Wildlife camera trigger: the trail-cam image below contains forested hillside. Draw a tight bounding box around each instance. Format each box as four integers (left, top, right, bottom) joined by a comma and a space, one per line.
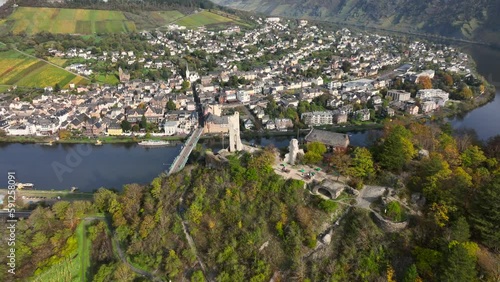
1, 121, 500, 281
211, 0, 500, 46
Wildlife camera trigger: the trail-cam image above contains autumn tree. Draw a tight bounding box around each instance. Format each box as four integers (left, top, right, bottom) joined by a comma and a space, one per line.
58, 129, 71, 140
418, 76, 433, 89
443, 73, 453, 87
458, 86, 473, 100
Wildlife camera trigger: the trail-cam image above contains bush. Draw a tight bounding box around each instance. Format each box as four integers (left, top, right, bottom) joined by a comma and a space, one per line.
386, 201, 405, 222
319, 199, 338, 213
348, 178, 364, 190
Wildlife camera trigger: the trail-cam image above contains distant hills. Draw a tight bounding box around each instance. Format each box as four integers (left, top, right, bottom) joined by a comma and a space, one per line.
211, 0, 500, 46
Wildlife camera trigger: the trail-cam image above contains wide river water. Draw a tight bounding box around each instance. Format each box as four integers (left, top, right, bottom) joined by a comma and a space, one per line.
0, 44, 499, 192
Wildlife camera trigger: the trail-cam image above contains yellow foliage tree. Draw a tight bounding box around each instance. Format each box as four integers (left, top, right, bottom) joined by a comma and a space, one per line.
58, 129, 71, 140
418, 76, 433, 89
387, 264, 396, 282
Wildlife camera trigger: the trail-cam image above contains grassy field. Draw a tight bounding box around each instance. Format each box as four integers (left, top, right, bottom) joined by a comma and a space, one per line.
150, 10, 185, 25
95, 73, 120, 85
0, 85, 10, 92
0, 50, 88, 88
175, 10, 234, 28
1, 7, 136, 34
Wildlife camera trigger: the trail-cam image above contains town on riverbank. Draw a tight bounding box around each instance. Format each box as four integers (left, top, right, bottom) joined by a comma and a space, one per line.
0, 16, 495, 145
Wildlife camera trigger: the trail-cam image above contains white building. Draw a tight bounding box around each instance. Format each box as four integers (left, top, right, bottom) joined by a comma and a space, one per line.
237, 90, 250, 103
301, 111, 334, 126
164, 121, 178, 136
386, 90, 411, 102
416, 89, 449, 106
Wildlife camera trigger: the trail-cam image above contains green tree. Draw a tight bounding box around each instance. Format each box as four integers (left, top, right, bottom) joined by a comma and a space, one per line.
121, 120, 131, 131
403, 264, 420, 282
191, 270, 206, 282
93, 263, 116, 282
449, 217, 470, 243
441, 244, 477, 282
182, 80, 191, 90
461, 145, 487, 168
54, 83, 61, 92
303, 142, 327, 164
341, 61, 352, 72
51, 201, 70, 220
378, 125, 416, 170
140, 115, 147, 129
348, 147, 375, 179
166, 99, 177, 110
471, 175, 500, 250
165, 250, 182, 279
306, 141, 327, 155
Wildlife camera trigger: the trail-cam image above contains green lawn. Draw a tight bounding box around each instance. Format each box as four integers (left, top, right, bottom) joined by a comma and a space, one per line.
175, 10, 234, 28
1, 7, 136, 34
96, 73, 120, 85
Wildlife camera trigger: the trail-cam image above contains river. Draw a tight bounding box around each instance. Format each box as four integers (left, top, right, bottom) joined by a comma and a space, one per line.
448, 45, 500, 140
0, 133, 370, 192
0, 44, 498, 192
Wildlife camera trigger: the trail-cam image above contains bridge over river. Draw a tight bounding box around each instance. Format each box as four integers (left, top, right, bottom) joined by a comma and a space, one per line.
167, 127, 204, 175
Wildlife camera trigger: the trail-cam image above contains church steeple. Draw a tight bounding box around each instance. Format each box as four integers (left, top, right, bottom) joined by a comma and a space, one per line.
185, 62, 190, 81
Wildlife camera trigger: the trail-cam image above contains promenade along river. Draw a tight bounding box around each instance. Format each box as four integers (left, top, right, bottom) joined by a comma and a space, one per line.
1, 45, 499, 192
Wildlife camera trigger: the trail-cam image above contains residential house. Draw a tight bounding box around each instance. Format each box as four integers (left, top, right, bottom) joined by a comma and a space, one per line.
406, 104, 419, 115
107, 122, 123, 135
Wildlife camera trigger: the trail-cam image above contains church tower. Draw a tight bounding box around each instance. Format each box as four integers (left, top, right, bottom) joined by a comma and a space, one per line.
185, 62, 190, 81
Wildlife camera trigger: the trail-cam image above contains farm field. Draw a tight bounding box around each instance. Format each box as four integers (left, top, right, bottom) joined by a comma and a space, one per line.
175, 10, 234, 28
0, 7, 136, 34
149, 10, 185, 25
0, 50, 88, 88
48, 57, 67, 67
